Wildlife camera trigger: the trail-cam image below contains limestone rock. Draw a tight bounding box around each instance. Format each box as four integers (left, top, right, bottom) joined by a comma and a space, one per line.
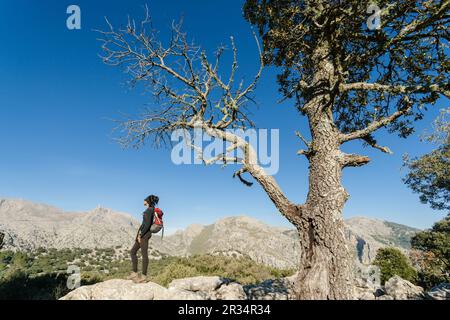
59, 273, 305, 300
168, 276, 225, 292
60, 276, 248, 300
60, 279, 167, 300
426, 283, 450, 300
164, 287, 206, 300
354, 287, 376, 300
384, 276, 424, 300
216, 283, 247, 300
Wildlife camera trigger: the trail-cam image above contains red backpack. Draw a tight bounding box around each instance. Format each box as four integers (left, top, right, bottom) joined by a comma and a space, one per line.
154, 208, 164, 226
151, 207, 164, 239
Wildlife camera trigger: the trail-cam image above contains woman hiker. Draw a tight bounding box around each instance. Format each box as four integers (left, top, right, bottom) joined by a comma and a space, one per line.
128, 195, 159, 283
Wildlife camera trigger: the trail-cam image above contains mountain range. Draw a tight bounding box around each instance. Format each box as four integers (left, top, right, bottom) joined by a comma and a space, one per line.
0, 198, 420, 268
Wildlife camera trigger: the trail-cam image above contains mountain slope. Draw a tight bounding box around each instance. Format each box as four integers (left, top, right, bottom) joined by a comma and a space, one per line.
345, 217, 420, 264
153, 216, 419, 268
0, 198, 420, 268
0, 199, 140, 250
152, 216, 300, 269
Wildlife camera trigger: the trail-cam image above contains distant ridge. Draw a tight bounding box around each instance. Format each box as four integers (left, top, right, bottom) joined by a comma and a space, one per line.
0, 198, 420, 268
0, 198, 140, 250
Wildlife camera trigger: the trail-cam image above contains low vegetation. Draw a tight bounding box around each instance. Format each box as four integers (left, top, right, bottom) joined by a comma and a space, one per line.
410, 215, 450, 289
373, 247, 418, 285
0, 247, 294, 300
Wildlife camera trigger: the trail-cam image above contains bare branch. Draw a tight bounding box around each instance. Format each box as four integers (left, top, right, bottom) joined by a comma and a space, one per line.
98, 12, 265, 148
99, 10, 300, 225
340, 153, 371, 168
233, 167, 254, 187
382, 0, 450, 49
362, 136, 393, 154
341, 82, 450, 99
340, 102, 413, 143
295, 130, 311, 148
198, 121, 299, 223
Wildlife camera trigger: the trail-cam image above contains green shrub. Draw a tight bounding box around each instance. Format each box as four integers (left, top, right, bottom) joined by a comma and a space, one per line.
0, 249, 294, 299
147, 254, 295, 287
410, 215, 450, 289
373, 247, 418, 284
152, 263, 199, 286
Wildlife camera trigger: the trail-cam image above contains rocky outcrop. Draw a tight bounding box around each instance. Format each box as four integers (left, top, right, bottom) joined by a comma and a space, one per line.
353, 271, 383, 300
167, 276, 246, 300
169, 276, 225, 292
60, 275, 296, 300
60, 274, 438, 300
353, 283, 380, 300
426, 283, 450, 300
60, 279, 169, 300
60, 276, 247, 300
353, 275, 432, 300
216, 283, 247, 300
384, 276, 424, 300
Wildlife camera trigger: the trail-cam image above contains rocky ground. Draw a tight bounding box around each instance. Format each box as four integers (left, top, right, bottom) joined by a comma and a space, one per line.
60, 274, 296, 300
354, 275, 449, 300
60, 274, 449, 300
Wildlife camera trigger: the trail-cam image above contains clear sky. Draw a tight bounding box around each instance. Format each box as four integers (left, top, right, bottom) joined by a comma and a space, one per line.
0, 0, 447, 232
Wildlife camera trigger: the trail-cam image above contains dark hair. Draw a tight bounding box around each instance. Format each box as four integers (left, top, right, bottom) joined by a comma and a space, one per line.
144, 195, 159, 207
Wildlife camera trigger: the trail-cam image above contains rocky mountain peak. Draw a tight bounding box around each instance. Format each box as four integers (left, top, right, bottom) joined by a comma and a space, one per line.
0, 198, 420, 267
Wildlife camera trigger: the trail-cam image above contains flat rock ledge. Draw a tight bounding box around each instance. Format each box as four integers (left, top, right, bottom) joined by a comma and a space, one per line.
60, 274, 448, 300
60, 275, 297, 300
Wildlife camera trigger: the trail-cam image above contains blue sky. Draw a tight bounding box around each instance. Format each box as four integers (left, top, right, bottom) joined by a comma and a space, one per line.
0, 0, 447, 232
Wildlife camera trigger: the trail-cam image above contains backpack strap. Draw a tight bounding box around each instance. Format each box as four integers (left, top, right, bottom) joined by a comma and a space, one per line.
154, 213, 162, 225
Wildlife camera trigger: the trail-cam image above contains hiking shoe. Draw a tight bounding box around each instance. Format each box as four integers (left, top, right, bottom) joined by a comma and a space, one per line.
126, 272, 139, 280
133, 274, 148, 284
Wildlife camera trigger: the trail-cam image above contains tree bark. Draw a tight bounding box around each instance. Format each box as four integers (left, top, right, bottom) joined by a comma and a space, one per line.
294, 109, 354, 299
202, 42, 357, 299
292, 43, 354, 299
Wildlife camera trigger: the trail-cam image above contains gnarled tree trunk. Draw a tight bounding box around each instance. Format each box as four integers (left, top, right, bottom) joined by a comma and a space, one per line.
294, 109, 353, 299
247, 43, 360, 299
284, 42, 354, 299
249, 102, 357, 299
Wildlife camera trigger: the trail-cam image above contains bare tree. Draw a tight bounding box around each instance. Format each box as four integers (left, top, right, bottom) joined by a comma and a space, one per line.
99, 0, 449, 300
243, 0, 449, 299
97, 9, 297, 226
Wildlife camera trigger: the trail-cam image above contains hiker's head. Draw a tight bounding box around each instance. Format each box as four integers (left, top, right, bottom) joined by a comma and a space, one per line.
144, 195, 159, 207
